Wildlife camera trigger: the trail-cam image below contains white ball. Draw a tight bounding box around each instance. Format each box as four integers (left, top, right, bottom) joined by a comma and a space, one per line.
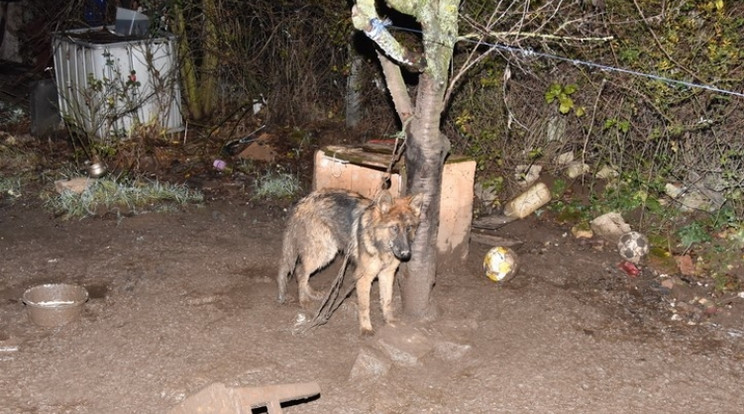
617, 231, 649, 264
483, 246, 519, 282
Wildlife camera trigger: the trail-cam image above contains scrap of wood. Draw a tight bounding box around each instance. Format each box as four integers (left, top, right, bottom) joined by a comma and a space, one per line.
471, 214, 516, 230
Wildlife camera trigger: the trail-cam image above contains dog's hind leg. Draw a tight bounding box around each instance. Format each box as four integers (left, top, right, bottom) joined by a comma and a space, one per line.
295, 260, 325, 306
276, 238, 298, 304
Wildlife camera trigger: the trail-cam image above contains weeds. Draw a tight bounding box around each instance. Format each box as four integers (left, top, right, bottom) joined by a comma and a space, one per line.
252, 170, 301, 200
44, 176, 203, 219
0, 176, 22, 200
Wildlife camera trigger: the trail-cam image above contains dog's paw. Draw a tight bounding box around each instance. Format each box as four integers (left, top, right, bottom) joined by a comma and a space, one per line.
299, 298, 315, 310
360, 327, 376, 337
307, 288, 324, 301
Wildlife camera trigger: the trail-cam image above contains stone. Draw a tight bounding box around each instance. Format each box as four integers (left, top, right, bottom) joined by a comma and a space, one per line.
571, 225, 593, 239
554, 151, 574, 166
590, 212, 630, 243
595, 165, 619, 180
664, 183, 685, 199
54, 177, 95, 194
675, 255, 697, 276
433, 340, 472, 361
565, 161, 590, 179
373, 325, 434, 367
514, 164, 542, 187
349, 346, 391, 380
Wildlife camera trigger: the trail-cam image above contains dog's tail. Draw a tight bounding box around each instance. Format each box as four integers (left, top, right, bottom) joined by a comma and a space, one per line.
276, 232, 298, 304
295, 249, 353, 334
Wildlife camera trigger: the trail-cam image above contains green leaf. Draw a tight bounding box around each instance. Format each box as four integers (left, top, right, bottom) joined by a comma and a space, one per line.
558, 97, 574, 114
564, 84, 578, 95
678, 221, 711, 248
545, 83, 562, 103
618, 120, 630, 134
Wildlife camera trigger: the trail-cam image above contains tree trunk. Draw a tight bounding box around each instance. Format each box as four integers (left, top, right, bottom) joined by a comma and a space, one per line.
399, 74, 449, 320
344, 37, 365, 128
169, 0, 220, 121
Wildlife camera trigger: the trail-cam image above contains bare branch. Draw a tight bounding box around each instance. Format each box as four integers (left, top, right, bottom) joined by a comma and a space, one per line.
377, 51, 414, 122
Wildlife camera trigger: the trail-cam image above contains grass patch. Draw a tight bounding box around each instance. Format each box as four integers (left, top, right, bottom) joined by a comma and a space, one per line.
252, 170, 301, 200
44, 176, 204, 219
0, 176, 22, 200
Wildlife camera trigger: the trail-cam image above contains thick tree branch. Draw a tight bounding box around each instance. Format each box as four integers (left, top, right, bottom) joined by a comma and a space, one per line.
376, 51, 414, 122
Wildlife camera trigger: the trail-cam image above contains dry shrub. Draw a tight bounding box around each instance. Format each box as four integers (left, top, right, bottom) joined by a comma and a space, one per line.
448, 0, 744, 212
203, 1, 352, 125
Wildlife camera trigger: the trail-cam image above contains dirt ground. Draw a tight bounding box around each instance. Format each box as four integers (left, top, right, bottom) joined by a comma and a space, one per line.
2, 175, 744, 414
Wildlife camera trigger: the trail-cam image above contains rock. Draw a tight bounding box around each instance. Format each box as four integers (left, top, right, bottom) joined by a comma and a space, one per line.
349, 346, 391, 380
571, 225, 593, 239
664, 183, 685, 199
589, 212, 630, 243
473, 182, 499, 205
595, 165, 619, 180
678, 191, 714, 213
373, 325, 434, 367
554, 151, 574, 166
660, 278, 675, 290
565, 161, 590, 179
674, 255, 697, 276
54, 177, 95, 194
514, 164, 542, 187
433, 340, 472, 361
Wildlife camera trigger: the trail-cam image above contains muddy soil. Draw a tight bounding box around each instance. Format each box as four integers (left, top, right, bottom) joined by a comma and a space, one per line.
1, 189, 744, 413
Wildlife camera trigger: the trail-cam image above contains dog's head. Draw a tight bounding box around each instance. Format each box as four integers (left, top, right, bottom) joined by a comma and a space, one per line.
373, 191, 425, 261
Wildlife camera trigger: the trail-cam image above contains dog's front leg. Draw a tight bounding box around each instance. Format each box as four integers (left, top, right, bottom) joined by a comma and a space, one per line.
355, 271, 376, 336
377, 265, 398, 326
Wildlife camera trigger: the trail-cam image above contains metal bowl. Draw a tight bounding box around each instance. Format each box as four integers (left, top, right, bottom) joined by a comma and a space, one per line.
22, 284, 89, 327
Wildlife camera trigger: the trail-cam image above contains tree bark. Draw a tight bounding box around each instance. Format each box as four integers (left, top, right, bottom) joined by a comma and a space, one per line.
344, 40, 365, 128
399, 74, 449, 320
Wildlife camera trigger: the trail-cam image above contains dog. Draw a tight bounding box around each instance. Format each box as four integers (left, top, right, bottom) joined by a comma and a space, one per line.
276, 188, 424, 335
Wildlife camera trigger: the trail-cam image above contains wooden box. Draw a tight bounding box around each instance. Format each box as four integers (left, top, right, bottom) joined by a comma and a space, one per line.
313, 145, 475, 264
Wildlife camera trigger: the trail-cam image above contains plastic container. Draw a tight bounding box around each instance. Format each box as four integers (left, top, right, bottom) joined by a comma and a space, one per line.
52, 26, 183, 139
503, 182, 551, 219
22, 284, 89, 327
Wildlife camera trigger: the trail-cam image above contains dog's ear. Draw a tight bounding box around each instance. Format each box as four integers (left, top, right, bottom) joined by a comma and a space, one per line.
408, 193, 425, 217
375, 190, 394, 214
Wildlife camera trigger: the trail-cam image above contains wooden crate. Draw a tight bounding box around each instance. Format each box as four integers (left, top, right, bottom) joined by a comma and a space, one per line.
313, 145, 475, 264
